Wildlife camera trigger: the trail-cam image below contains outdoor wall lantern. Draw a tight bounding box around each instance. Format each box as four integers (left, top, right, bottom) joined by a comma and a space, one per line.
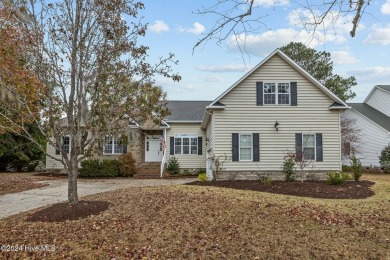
274, 121, 279, 131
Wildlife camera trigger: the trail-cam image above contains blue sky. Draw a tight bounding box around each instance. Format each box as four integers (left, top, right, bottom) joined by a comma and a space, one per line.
137, 0, 390, 102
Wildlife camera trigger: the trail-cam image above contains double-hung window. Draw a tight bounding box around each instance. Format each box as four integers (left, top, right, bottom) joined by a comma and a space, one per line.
55, 136, 70, 155
174, 134, 198, 155
302, 134, 315, 160
104, 136, 123, 154
239, 134, 252, 161
264, 82, 290, 105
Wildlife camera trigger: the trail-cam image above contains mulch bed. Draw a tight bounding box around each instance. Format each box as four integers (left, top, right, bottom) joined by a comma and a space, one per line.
26, 201, 112, 222
186, 180, 375, 199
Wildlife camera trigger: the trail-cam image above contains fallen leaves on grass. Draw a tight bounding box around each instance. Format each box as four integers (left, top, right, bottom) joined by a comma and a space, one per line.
1, 178, 390, 260
0, 173, 59, 195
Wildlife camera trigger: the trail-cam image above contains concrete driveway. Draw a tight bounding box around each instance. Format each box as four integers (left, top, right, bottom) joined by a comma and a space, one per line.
0, 178, 193, 219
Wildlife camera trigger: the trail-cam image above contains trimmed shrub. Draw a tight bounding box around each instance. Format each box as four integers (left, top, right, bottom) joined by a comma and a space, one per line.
101, 160, 120, 177
166, 156, 180, 175
379, 144, 390, 173
327, 171, 347, 185
198, 173, 208, 181
119, 153, 136, 177
283, 153, 296, 182
350, 152, 362, 181
79, 159, 120, 177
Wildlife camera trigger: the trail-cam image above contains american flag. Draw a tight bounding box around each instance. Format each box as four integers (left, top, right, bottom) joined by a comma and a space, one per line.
162, 138, 166, 152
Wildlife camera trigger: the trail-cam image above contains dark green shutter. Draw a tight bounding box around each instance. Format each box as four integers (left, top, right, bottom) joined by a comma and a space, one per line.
295, 133, 302, 161
198, 137, 202, 155
170, 137, 174, 155
291, 82, 297, 106
55, 137, 61, 155
122, 144, 127, 153
232, 133, 239, 161
253, 133, 259, 161
316, 133, 323, 161
256, 82, 263, 106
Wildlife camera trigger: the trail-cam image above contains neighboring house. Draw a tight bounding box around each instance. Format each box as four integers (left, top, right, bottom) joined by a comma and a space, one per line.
46, 49, 349, 179
341, 85, 390, 167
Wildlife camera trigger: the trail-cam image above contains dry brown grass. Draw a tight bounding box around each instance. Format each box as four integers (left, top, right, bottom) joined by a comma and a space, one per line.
0, 173, 61, 195
1, 174, 390, 259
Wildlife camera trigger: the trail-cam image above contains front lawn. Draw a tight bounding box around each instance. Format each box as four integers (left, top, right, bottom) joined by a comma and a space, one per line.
0, 174, 390, 259
0, 173, 62, 195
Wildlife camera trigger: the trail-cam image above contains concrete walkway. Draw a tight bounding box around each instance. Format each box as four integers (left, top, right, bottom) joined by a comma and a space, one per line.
0, 178, 193, 219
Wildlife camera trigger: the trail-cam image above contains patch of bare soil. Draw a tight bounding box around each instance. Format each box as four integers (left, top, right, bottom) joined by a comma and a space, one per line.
27, 201, 112, 222
186, 180, 375, 199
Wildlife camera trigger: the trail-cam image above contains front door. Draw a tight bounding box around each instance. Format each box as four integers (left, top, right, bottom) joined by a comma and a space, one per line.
145, 136, 163, 162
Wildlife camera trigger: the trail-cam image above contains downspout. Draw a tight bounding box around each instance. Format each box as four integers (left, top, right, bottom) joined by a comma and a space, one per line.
160, 128, 167, 178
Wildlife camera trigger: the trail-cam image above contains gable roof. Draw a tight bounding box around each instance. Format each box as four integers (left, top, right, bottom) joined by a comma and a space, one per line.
209, 49, 349, 109
349, 103, 390, 132
363, 85, 390, 103
165, 101, 212, 122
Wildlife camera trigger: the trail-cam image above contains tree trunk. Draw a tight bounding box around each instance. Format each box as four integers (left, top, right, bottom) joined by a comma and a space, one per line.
68, 154, 79, 205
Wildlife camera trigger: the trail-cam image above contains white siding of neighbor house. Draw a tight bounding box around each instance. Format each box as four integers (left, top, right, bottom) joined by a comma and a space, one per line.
46, 138, 66, 170
366, 88, 390, 117
341, 109, 390, 167
166, 123, 206, 169
214, 54, 342, 171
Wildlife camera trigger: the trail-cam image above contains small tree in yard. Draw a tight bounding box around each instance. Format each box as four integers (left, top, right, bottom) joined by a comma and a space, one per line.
379, 143, 390, 174
166, 156, 180, 175
350, 150, 362, 181
283, 153, 296, 182
1, 1, 180, 204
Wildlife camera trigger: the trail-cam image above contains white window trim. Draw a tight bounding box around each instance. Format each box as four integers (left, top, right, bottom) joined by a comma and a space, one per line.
239, 133, 253, 161
302, 133, 316, 161
174, 134, 198, 155
103, 136, 124, 155
56, 135, 70, 155
263, 82, 291, 105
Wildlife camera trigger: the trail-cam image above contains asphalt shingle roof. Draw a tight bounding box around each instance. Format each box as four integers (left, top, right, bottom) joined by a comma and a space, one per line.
165, 101, 212, 122
348, 103, 390, 132
376, 85, 390, 93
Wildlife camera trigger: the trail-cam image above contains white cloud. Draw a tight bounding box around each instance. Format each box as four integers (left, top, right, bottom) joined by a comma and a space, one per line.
287, 8, 364, 43
187, 22, 205, 35
253, 0, 289, 7
200, 75, 224, 82
150, 20, 169, 33
228, 28, 322, 56
331, 51, 359, 65
364, 25, 390, 45
196, 64, 249, 73
349, 66, 390, 78
381, 0, 390, 14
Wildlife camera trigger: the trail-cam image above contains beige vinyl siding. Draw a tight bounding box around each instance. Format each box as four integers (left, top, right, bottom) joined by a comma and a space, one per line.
166, 123, 206, 169
215, 54, 341, 171
366, 88, 390, 117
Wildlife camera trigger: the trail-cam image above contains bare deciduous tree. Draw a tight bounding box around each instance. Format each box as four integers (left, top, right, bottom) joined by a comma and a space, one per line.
1, 0, 180, 204
194, 0, 370, 52
341, 117, 361, 158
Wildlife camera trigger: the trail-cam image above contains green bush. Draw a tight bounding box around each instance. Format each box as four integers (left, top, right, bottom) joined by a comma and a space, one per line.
181, 169, 191, 176
79, 160, 101, 177
101, 160, 120, 177
283, 153, 296, 182
327, 171, 347, 185
379, 143, 390, 173
79, 159, 120, 177
167, 156, 180, 175
259, 176, 272, 185
119, 153, 136, 177
342, 165, 351, 172
197, 173, 208, 181
350, 152, 362, 181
